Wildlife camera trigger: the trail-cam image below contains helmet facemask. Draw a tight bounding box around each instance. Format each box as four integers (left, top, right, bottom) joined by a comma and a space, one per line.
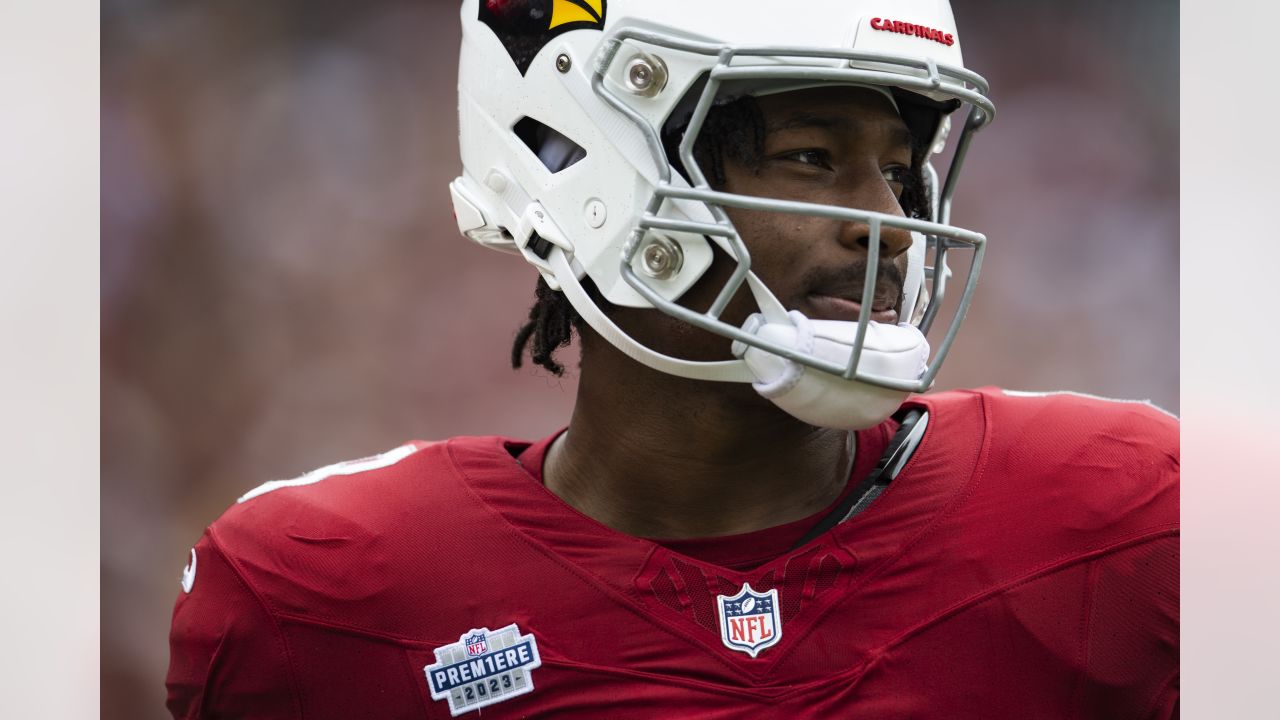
576, 28, 992, 385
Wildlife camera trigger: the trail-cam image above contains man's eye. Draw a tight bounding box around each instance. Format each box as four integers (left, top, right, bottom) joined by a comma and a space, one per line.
883, 165, 909, 185
783, 149, 832, 169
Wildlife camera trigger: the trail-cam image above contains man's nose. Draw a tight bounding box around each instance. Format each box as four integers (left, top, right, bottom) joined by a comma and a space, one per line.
846, 223, 913, 259
835, 193, 915, 260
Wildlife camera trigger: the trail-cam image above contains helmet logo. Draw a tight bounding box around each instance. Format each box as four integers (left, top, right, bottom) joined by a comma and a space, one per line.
480, 0, 607, 75
869, 17, 955, 47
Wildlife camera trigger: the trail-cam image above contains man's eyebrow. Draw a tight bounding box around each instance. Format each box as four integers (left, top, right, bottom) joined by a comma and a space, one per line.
767, 114, 912, 145
768, 114, 846, 131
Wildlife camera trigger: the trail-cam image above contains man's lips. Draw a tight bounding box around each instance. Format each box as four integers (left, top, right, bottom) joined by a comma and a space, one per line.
806, 294, 899, 324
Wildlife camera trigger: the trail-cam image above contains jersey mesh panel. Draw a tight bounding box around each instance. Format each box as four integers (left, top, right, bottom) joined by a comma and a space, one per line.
813, 554, 842, 596
779, 549, 821, 621
650, 567, 687, 614
672, 558, 718, 631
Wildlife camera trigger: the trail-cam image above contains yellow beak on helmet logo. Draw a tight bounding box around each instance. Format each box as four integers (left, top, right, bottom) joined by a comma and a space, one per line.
550, 0, 604, 30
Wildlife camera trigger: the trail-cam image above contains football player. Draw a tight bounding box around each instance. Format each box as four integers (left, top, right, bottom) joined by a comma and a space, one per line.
167, 0, 1179, 717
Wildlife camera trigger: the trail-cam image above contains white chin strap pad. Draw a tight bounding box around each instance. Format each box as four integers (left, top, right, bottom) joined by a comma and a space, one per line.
732, 311, 930, 430
900, 232, 928, 325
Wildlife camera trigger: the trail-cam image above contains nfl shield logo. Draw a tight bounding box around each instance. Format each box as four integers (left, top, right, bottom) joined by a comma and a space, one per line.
464, 632, 488, 656
716, 583, 782, 658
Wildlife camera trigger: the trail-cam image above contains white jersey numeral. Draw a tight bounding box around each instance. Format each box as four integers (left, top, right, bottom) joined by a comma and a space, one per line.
238, 443, 423, 503
180, 548, 197, 593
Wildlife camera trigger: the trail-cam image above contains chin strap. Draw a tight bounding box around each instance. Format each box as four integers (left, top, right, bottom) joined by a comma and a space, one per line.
549, 248, 756, 382
789, 407, 930, 550
901, 231, 927, 324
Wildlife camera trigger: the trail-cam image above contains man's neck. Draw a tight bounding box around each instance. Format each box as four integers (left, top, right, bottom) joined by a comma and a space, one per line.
543, 343, 854, 540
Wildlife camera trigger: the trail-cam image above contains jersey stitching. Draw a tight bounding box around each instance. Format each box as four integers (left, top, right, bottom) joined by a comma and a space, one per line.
1141, 665, 1179, 719
394, 641, 434, 717
1071, 559, 1100, 719
269, 611, 453, 648
197, 626, 231, 715
206, 528, 307, 719
868, 529, 1178, 663
528, 654, 872, 703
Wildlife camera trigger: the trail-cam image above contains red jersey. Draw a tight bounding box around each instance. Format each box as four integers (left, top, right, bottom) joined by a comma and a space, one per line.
166, 388, 1179, 719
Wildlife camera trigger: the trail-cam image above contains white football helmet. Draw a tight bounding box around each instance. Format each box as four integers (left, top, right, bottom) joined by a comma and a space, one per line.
451, 0, 995, 429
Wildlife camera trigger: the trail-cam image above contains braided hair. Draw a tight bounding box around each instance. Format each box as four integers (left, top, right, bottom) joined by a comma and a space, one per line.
511, 275, 582, 376
511, 93, 936, 376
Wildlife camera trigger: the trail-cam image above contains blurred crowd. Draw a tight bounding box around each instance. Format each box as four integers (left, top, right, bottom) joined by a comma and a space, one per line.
101, 1, 1176, 717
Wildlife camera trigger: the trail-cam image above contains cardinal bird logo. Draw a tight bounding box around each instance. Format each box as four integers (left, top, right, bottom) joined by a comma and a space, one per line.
480, 0, 607, 75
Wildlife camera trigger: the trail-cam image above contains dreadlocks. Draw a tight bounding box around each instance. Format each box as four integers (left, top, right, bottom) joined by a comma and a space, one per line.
511, 92, 936, 376
511, 275, 582, 376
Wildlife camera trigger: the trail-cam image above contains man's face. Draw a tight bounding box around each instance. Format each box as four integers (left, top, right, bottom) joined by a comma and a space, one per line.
718, 85, 916, 324
605, 85, 918, 363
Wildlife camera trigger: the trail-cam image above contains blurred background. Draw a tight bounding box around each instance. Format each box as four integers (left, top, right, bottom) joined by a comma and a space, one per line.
101, 1, 1176, 717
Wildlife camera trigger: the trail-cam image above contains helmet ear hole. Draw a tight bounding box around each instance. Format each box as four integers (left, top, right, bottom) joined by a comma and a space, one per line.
659, 72, 711, 183
513, 117, 587, 173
